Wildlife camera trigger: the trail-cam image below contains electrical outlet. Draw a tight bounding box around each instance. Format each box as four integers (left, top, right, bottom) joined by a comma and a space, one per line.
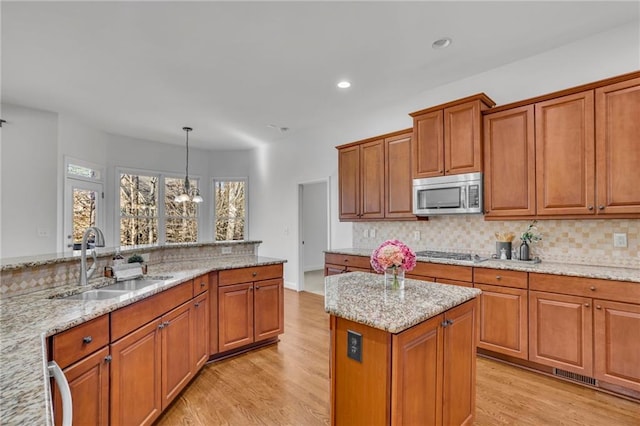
363, 229, 369, 238
413, 231, 421, 241
613, 233, 627, 248
370, 229, 376, 238
221, 247, 232, 254
347, 330, 362, 363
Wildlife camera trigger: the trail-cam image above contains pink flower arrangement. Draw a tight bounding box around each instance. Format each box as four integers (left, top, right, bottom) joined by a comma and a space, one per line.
370, 239, 417, 273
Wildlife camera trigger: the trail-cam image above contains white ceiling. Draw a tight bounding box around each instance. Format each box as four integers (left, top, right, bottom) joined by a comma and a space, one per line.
2, 1, 638, 150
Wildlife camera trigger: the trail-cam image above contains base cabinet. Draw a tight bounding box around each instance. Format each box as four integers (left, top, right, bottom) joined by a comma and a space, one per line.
161, 302, 194, 409
331, 299, 477, 426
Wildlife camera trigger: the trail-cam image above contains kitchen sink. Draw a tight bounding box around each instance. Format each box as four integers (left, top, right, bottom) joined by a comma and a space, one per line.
63, 289, 131, 301
105, 277, 171, 291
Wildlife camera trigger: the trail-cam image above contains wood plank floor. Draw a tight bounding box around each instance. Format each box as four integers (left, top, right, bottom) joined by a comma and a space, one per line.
156, 290, 640, 425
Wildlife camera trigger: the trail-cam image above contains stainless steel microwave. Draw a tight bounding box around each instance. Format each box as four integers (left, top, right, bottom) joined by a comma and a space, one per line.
413, 172, 483, 215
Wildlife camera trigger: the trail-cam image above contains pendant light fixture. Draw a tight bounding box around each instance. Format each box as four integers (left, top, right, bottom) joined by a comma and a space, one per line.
175, 126, 204, 203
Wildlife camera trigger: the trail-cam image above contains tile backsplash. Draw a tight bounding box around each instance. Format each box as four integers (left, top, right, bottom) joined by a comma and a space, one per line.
353, 217, 639, 269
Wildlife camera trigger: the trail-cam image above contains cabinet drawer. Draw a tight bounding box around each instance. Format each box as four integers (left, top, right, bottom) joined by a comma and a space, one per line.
52, 314, 110, 369
193, 273, 209, 295
530, 273, 640, 304
474, 268, 528, 289
411, 262, 473, 282
324, 253, 371, 270
219, 264, 283, 286
111, 281, 193, 341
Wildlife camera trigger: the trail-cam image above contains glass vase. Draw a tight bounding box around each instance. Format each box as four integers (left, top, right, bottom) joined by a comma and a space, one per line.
384, 267, 405, 290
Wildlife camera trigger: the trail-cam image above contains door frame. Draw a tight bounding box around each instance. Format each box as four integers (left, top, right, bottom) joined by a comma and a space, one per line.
297, 178, 331, 292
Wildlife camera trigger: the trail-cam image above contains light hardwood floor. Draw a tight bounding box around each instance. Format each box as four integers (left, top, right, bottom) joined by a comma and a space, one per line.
156, 289, 640, 425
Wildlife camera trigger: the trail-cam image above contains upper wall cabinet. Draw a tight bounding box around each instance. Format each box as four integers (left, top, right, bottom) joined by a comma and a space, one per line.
410, 94, 495, 178
337, 129, 416, 221
483, 71, 640, 219
595, 77, 640, 215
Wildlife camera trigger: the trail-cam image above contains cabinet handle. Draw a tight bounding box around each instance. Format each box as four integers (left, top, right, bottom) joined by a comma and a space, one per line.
200, 282, 206, 287
159, 323, 165, 329
194, 302, 200, 308
255, 286, 260, 290
596, 305, 602, 310
584, 303, 590, 308
441, 320, 449, 327
590, 286, 596, 291
484, 210, 490, 214
441, 319, 454, 327
598, 205, 605, 210
588, 205, 594, 211
252, 272, 257, 277
249, 287, 253, 291
344, 258, 349, 262
82, 336, 93, 344
104, 355, 112, 363
495, 275, 502, 280
163, 321, 170, 327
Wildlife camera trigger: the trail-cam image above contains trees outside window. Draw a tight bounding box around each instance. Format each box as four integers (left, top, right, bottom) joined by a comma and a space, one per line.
165, 177, 198, 243
214, 179, 246, 241
119, 173, 159, 246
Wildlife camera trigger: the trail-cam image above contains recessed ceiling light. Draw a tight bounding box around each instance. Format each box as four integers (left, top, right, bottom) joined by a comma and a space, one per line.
337, 81, 351, 89
432, 37, 452, 49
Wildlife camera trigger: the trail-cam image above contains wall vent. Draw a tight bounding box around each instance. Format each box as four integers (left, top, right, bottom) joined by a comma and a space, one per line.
553, 368, 597, 386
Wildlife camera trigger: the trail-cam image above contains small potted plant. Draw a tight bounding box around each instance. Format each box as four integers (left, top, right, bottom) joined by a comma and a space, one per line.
127, 253, 147, 274
519, 220, 542, 261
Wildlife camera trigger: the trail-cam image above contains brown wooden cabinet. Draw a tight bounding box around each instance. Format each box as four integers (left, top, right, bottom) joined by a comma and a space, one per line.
410, 94, 495, 179
53, 346, 110, 426
483, 105, 536, 217
324, 253, 372, 276
595, 77, 640, 215
407, 261, 472, 286
474, 268, 528, 360
218, 264, 285, 352
331, 298, 477, 425
161, 301, 194, 410
192, 291, 210, 370
111, 319, 163, 426
536, 90, 595, 216
337, 129, 416, 221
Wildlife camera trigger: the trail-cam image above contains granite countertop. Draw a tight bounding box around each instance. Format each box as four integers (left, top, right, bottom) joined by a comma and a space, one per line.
0, 255, 285, 426
325, 271, 481, 333
326, 248, 640, 283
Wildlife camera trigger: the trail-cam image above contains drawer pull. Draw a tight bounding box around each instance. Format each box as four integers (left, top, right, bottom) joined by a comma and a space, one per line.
159, 323, 165, 329
590, 286, 596, 291
344, 258, 349, 263
598, 205, 605, 210
495, 275, 502, 280
194, 302, 200, 308
588, 205, 594, 211
104, 355, 112, 363
252, 272, 257, 277
255, 286, 260, 290
584, 303, 590, 308
163, 321, 170, 327
596, 305, 602, 310
82, 336, 93, 344
200, 282, 206, 287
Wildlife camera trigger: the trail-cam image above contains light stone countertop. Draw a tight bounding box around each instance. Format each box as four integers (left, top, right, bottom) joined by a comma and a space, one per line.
0, 255, 285, 426
324, 271, 481, 333
326, 248, 640, 283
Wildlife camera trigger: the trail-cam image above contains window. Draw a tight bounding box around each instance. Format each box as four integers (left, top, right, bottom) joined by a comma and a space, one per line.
64, 158, 104, 252
214, 179, 247, 241
119, 173, 159, 245
165, 177, 198, 243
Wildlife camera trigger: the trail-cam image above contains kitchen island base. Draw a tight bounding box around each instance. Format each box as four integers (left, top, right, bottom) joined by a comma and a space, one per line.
330, 298, 477, 426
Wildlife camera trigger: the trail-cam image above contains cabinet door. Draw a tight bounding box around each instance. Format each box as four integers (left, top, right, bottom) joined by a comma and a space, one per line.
535, 91, 595, 215
594, 300, 640, 392
483, 105, 536, 217
442, 299, 477, 426
385, 132, 415, 219
218, 282, 254, 351
391, 314, 443, 426
338, 145, 360, 220
529, 291, 593, 376
254, 278, 284, 341
111, 320, 162, 426
360, 139, 385, 219
475, 284, 528, 359
595, 77, 640, 215
53, 347, 110, 426
209, 271, 219, 356
444, 100, 483, 175
412, 109, 444, 178
161, 301, 194, 410
192, 291, 210, 370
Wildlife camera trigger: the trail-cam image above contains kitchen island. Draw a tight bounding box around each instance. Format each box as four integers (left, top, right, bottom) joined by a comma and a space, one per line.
325, 272, 481, 426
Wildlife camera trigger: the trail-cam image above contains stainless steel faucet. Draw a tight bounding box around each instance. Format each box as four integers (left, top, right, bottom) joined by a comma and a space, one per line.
79, 227, 105, 285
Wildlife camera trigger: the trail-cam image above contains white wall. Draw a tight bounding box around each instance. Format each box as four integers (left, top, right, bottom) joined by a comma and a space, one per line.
302, 182, 327, 271
249, 22, 640, 289
1, 104, 59, 257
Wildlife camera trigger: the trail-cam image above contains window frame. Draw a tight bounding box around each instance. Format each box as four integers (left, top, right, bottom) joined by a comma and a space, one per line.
212, 177, 248, 242
116, 166, 202, 246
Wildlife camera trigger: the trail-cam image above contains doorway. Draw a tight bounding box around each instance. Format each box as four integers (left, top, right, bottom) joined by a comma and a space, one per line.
298, 179, 329, 295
